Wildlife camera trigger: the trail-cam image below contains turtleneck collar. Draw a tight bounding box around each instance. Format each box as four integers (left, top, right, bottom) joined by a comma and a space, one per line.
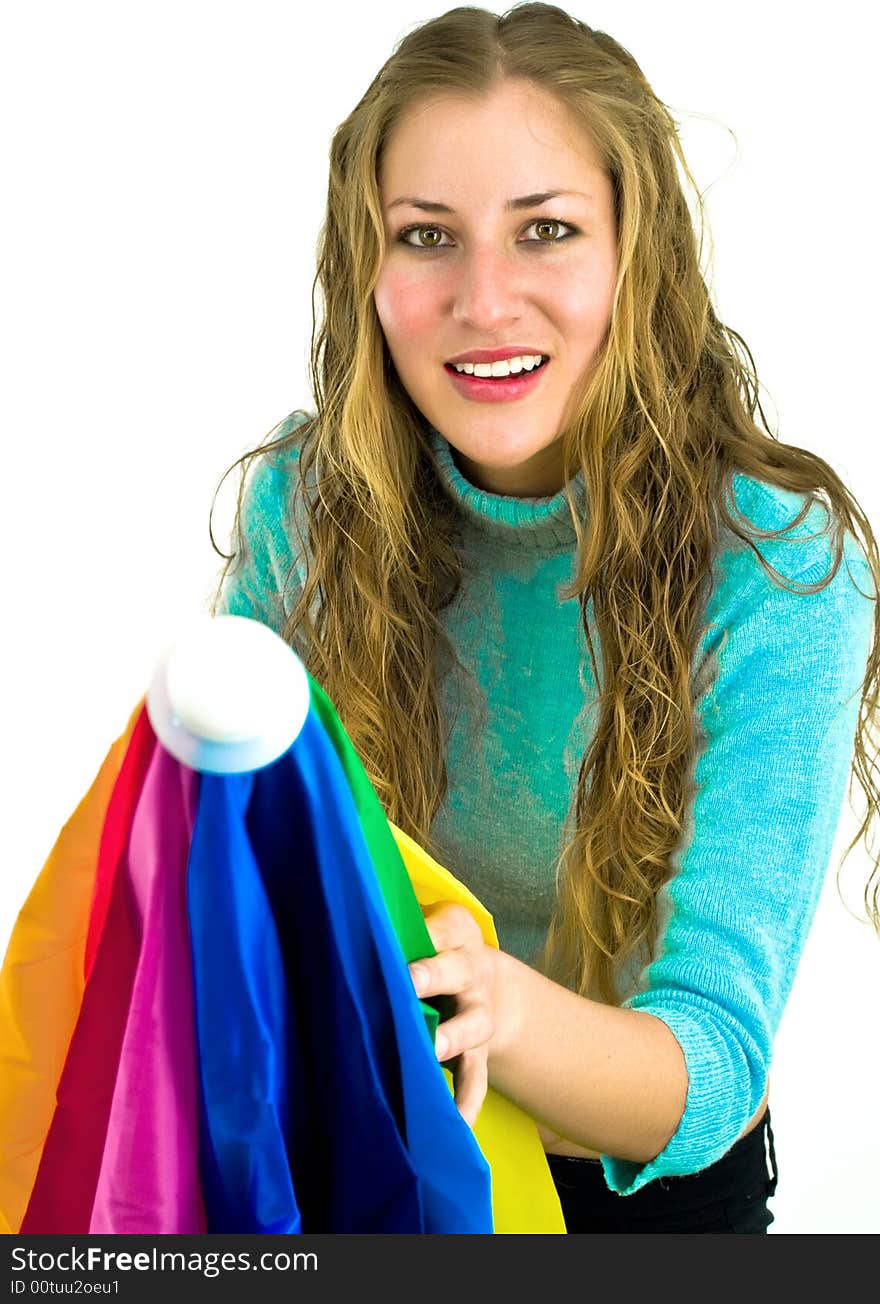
426, 424, 587, 549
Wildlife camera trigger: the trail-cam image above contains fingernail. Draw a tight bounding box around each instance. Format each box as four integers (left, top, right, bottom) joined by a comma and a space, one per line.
409, 964, 427, 995
435, 1032, 449, 1059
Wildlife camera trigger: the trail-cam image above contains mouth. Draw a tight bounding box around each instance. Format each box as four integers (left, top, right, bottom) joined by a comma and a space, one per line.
442, 356, 551, 403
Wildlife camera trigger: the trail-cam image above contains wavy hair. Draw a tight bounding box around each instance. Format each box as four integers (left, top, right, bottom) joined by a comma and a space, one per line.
212, 2, 880, 1004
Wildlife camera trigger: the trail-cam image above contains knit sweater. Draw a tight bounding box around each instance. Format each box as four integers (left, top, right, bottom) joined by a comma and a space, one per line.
214, 409, 876, 1197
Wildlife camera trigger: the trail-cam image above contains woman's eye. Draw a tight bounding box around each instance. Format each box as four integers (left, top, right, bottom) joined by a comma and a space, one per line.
397, 218, 576, 250
523, 218, 575, 243
399, 225, 450, 249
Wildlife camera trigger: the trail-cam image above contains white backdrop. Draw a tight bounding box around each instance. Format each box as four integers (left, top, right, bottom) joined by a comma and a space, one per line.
1, 0, 878, 1234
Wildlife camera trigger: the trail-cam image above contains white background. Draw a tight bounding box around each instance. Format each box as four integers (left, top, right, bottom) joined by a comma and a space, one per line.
1, 1, 878, 1233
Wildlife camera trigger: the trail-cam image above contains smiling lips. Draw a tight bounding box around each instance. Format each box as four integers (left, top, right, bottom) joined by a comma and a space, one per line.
443, 355, 550, 401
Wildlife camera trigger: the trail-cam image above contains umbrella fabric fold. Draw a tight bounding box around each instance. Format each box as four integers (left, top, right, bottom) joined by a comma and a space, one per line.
187, 769, 306, 1233
89, 743, 205, 1233
20, 710, 158, 1233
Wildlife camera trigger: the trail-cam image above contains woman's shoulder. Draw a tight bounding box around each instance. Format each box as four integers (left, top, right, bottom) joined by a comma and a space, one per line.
716, 468, 874, 599
693, 469, 876, 681
217, 409, 316, 623
250, 408, 313, 480
241, 408, 314, 526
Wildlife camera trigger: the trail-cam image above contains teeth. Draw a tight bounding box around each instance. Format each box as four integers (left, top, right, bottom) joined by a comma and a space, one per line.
452, 354, 545, 377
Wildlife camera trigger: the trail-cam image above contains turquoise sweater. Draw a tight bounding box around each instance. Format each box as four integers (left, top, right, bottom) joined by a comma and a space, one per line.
214, 409, 875, 1196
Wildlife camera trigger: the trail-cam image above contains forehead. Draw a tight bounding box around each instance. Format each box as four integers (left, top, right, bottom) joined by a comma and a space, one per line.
378, 79, 605, 199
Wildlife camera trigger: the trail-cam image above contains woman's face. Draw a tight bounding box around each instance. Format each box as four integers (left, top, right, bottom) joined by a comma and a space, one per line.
374, 77, 618, 497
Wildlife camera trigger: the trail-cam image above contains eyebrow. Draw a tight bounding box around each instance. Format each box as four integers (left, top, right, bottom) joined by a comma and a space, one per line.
385, 190, 591, 213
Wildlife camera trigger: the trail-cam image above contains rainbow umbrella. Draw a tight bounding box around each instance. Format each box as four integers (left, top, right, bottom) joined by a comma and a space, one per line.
0, 616, 565, 1235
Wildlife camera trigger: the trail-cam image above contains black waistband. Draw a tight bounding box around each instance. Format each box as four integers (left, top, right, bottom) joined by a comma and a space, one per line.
547, 1107, 777, 1208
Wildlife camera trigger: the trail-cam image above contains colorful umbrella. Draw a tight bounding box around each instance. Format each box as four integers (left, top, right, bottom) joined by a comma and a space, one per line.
0, 616, 565, 1234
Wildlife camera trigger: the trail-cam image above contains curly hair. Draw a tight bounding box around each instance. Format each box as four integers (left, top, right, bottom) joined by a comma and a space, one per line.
211, 3, 880, 1004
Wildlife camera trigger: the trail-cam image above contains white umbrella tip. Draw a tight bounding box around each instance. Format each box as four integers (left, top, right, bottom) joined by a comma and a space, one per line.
146, 615, 310, 773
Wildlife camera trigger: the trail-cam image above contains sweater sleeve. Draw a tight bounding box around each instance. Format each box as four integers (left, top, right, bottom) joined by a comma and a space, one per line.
601, 537, 876, 1196
212, 411, 310, 634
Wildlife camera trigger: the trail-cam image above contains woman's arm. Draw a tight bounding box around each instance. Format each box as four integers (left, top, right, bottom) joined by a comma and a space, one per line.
489, 949, 688, 1163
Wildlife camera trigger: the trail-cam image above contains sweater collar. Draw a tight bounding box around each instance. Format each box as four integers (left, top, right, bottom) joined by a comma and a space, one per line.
426, 424, 586, 549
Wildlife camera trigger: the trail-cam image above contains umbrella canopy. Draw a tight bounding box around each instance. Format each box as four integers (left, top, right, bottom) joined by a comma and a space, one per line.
0, 616, 565, 1234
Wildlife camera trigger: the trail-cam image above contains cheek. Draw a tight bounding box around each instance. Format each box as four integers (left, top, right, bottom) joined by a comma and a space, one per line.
547, 263, 616, 344
374, 265, 440, 344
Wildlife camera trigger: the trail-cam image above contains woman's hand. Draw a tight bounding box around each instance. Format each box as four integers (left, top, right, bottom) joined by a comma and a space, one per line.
408, 902, 499, 1128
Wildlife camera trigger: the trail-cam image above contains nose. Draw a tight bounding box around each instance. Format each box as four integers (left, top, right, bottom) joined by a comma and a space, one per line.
450, 245, 524, 333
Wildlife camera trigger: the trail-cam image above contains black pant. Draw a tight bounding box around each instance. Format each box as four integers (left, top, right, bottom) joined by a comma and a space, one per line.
546, 1107, 779, 1233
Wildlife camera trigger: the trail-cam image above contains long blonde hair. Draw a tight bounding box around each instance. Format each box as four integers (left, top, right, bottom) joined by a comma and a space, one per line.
212, 3, 880, 1003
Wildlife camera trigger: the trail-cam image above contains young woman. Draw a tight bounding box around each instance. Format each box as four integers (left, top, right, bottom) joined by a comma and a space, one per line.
212, 2, 880, 1233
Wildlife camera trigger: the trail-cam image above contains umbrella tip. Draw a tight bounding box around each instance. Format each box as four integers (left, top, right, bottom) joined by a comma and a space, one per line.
146, 615, 310, 773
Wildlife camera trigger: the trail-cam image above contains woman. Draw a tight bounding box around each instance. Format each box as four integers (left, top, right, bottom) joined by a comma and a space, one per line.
212, 2, 880, 1233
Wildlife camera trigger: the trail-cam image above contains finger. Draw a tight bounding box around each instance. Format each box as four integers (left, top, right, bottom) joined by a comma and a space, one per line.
451, 1048, 489, 1129
408, 948, 475, 1002
420, 902, 482, 954
434, 1006, 494, 1064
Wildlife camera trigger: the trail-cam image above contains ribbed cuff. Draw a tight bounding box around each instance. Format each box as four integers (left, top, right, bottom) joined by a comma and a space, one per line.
600, 1003, 766, 1196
